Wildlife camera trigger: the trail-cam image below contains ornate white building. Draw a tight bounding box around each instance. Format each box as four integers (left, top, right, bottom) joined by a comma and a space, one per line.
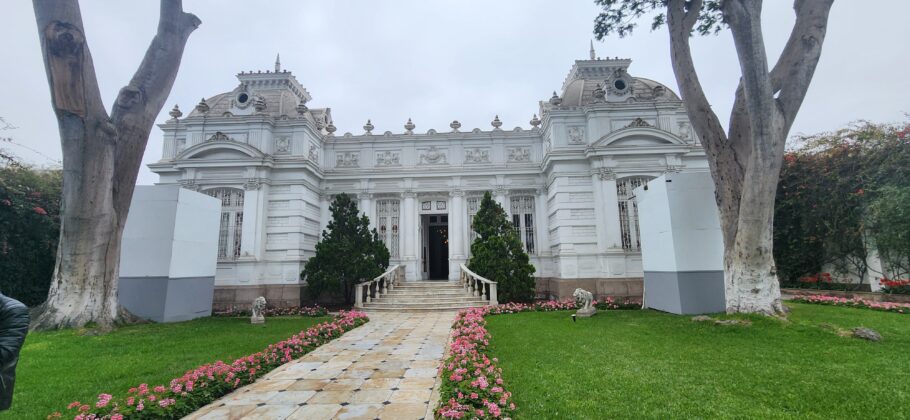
150, 50, 707, 308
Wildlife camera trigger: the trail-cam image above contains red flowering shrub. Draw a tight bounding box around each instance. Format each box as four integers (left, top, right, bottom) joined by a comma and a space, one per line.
436, 299, 640, 419
791, 295, 909, 314
49, 311, 368, 420
879, 277, 910, 295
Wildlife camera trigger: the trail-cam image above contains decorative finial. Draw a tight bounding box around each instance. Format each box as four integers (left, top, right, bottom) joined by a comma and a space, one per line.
589, 40, 596, 60
169, 104, 183, 120
296, 99, 308, 115
449, 120, 462, 132
530, 114, 541, 128
275, 53, 281, 72
404, 118, 415, 134
549, 91, 562, 106
326, 120, 337, 135
491, 115, 503, 130
195, 98, 209, 114
363, 119, 374, 134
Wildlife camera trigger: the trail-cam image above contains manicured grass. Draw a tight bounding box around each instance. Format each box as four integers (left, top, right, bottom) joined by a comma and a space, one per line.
485, 303, 910, 419
8, 316, 330, 419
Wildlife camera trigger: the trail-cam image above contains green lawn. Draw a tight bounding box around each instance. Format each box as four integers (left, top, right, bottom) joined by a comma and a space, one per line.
486, 303, 910, 419
5, 316, 330, 419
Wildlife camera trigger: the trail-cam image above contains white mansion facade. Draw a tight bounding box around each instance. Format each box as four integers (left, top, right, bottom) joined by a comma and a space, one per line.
150, 51, 708, 307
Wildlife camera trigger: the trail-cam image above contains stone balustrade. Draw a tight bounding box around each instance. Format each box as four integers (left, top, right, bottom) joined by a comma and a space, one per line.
354, 264, 404, 308
460, 264, 498, 306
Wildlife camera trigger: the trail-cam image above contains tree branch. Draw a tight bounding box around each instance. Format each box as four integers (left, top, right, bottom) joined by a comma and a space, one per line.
774, 0, 834, 131
667, 0, 744, 249
728, 0, 834, 153
110, 0, 200, 217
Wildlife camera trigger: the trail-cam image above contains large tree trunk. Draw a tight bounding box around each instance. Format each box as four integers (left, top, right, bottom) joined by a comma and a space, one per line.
666, 0, 832, 314
30, 0, 200, 330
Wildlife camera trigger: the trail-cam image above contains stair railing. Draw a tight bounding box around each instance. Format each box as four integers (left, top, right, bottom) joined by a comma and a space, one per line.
459, 264, 498, 305
355, 264, 403, 308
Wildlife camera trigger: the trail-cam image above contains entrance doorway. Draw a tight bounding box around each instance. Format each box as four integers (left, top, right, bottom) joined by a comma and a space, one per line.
421, 214, 449, 280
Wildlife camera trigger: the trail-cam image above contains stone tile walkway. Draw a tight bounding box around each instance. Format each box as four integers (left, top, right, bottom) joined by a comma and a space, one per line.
184, 311, 456, 420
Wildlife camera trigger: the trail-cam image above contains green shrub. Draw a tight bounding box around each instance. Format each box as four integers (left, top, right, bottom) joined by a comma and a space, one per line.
301, 193, 389, 304
467, 192, 535, 303
0, 164, 61, 306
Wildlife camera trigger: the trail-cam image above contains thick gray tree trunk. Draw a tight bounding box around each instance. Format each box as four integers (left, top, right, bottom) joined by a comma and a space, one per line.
666, 0, 833, 314
30, 0, 200, 330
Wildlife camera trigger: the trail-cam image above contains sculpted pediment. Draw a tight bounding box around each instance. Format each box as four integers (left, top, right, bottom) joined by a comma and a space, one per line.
176, 141, 265, 160
591, 126, 685, 149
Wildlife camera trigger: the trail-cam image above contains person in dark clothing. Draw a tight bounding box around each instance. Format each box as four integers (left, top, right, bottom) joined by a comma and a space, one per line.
0, 293, 29, 411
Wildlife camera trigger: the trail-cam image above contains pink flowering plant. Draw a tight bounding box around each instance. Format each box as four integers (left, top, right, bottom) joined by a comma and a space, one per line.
436, 298, 640, 419
48, 311, 368, 420
212, 304, 328, 318
791, 295, 909, 314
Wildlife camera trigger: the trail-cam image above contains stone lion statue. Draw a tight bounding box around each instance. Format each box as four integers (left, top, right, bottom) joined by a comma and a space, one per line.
573, 288, 597, 317
251, 296, 267, 324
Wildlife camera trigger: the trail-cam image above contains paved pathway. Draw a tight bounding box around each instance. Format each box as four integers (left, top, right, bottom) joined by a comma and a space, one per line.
184, 311, 456, 420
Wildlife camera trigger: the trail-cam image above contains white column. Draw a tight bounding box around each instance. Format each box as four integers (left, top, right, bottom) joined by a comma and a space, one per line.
319, 194, 331, 234
359, 193, 374, 230
402, 191, 417, 280
449, 191, 465, 280
601, 174, 623, 249
239, 180, 265, 260
592, 170, 609, 253
494, 187, 509, 216
534, 189, 550, 256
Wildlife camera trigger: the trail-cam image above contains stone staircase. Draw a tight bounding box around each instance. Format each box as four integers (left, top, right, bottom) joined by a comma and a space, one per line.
361, 281, 489, 312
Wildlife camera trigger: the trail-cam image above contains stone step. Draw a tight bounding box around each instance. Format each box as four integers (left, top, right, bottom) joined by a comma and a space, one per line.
363, 303, 492, 313
371, 296, 484, 304
393, 284, 463, 290
362, 301, 488, 310
383, 289, 470, 296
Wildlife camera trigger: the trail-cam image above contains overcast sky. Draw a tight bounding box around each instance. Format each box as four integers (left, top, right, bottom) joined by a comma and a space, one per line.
2, 1, 908, 185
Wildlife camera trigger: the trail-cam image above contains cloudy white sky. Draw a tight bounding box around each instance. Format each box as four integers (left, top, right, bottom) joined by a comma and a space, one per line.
2, 1, 908, 185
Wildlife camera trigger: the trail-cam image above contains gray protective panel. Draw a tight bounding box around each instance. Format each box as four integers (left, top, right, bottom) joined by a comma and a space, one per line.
119, 276, 214, 323
644, 270, 724, 315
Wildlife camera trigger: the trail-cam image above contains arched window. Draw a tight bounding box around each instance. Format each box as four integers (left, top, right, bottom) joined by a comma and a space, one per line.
616, 177, 650, 251
205, 188, 244, 261
375, 199, 400, 258
510, 195, 536, 254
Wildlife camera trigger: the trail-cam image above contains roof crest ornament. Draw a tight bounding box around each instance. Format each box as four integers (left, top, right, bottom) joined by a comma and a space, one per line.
589, 39, 596, 60
275, 53, 281, 72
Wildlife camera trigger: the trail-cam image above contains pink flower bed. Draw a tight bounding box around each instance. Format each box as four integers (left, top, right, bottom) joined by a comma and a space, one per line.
48, 311, 368, 420
791, 294, 910, 314
212, 304, 328, 317
436, 299, 641, 419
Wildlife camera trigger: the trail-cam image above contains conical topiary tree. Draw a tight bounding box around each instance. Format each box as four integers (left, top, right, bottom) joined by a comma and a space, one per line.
302, 193, 389, 304
467, 191, 536, 303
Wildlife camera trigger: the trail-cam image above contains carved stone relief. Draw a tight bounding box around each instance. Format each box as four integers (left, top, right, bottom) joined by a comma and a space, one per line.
308, 143, 319, 161
507, 147, 531, 163
568, 126, 585, 144
419, 146, 447, 165
274, 136, 290, 154
336, 152, 359, 168
376, 150, 401, 166
464, 148, 490, 164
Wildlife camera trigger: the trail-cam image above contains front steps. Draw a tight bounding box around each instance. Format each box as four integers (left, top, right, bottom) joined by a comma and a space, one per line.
361, 281, 489, 312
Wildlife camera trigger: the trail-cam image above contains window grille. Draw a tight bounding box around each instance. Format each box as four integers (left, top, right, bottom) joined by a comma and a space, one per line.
376, 199, 400, 257
205, 188, 244, 261
510, 195, 536, 254
616, 177, 648, 251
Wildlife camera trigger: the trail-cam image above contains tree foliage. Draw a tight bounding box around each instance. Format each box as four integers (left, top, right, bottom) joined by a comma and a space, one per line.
302, 193, 389, 305
869, 187, 910, 280
594, 0, 724, 38
467, 192, 536, 303
774, 120, 910, 286
0, 161, 62, 306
